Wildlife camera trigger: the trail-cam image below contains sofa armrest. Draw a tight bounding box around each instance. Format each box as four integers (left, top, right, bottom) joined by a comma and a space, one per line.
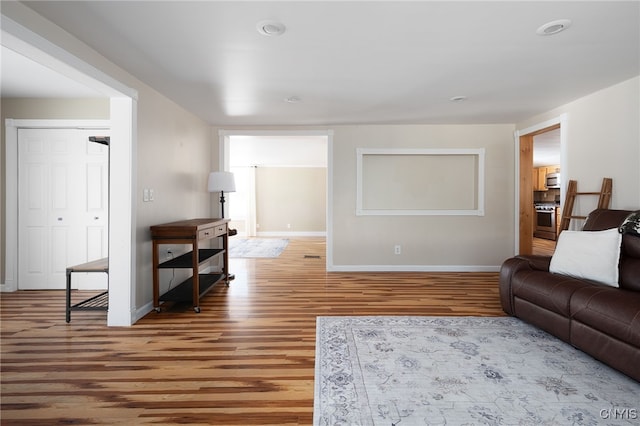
499, 255, 552, 315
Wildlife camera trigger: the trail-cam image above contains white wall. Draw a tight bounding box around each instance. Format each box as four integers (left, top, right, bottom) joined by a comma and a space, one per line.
517, 76, 640, 213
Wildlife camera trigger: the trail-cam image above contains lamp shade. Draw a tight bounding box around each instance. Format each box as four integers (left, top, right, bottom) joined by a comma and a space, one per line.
208, 172, 236, 192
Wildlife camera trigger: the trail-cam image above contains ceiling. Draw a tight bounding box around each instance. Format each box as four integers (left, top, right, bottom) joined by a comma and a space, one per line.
533, 128, 561, 167
2, 1, 639, 126
1, 46, 104, 98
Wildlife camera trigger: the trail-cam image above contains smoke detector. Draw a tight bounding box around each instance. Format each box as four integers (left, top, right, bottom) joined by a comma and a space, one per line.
536, 19, 572, 36
257, 20, 286, 37
449, 95, 468, 102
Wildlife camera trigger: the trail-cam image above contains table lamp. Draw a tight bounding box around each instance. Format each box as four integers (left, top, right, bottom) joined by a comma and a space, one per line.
208, 171, 236, 218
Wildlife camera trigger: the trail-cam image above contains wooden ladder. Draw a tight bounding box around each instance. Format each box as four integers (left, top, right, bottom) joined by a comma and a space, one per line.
559, 177, 613, 232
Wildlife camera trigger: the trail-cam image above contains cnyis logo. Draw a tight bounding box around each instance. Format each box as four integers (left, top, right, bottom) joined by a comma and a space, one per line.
600, 408, 638, 420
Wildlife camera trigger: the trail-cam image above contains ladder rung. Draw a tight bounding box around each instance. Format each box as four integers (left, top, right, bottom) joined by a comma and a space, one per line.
560, 178, 612, 232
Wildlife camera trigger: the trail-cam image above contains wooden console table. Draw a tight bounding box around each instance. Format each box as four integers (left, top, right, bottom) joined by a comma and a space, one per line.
150, 218, 229, 313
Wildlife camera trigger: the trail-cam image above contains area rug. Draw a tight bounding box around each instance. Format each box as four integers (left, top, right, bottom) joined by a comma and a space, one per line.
228, 238, 289, 258
314, 316, 640, 425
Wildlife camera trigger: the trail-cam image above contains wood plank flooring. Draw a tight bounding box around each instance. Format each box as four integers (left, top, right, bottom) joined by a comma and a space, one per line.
1, 238, 504, 425
532, 236, 556, 256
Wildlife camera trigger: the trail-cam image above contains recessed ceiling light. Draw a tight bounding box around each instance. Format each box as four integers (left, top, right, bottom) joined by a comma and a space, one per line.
284, 96, 301, 104
449, 95, 467, 102
536, 19, 572, 36
257, 20, 286, 37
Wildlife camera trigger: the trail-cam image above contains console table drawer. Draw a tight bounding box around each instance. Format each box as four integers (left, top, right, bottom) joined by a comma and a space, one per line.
198, 223, 227, 240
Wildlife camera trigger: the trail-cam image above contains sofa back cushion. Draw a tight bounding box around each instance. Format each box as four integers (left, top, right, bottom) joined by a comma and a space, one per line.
582, 209, 640, 291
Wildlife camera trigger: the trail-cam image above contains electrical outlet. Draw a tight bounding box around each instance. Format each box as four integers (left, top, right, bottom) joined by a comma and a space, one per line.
143, 188, 149, 202
394, 245, 401, 255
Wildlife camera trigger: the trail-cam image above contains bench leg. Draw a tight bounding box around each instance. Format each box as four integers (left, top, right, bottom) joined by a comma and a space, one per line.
66, 270, 72, 323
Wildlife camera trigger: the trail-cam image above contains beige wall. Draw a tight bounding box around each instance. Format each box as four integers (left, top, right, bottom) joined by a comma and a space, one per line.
255, 167, 326, 233
517, 76, 640, 212
331, 124, 515, 269
132, 84, 214, 306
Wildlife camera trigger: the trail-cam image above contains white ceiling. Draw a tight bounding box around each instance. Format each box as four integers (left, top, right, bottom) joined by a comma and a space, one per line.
1, 46, 104, 98
3, 1, 639, 126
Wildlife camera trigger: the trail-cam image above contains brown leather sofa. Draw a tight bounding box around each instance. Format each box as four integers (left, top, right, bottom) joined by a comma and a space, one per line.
500, 209, 640, 381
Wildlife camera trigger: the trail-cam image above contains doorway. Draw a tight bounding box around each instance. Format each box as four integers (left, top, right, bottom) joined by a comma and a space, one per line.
219, 130, 334, 267
18, 128, 109, 290
516, 115, 566, 255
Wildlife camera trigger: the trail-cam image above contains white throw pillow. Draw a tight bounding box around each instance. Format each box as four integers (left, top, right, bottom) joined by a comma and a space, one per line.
549, 228, 622, 287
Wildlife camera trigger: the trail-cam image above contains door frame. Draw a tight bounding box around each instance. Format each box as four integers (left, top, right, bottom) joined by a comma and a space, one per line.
14, 124, 111, 291
218, 129, 334, 268
514, 114, 567, 255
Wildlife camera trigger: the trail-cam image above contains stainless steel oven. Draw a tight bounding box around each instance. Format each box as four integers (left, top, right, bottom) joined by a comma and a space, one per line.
534, 204, 557, 240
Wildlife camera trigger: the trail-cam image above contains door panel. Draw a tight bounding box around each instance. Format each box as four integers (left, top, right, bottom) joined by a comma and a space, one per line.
18, 128, 109, 290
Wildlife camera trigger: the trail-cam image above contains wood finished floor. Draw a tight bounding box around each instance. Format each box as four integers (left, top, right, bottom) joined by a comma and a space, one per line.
532, 236, 557, 256
1, 238, 504, 425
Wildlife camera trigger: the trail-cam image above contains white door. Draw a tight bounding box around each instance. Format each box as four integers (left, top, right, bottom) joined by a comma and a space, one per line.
18, 128, 109, 290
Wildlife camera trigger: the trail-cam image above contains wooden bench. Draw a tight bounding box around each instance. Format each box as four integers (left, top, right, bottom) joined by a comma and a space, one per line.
65, 257, 109, 323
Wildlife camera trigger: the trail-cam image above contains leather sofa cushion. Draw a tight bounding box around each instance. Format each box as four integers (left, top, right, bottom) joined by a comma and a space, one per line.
582, 209, 640, 291
620, 236, 640, 291
512, 270, 590, 317
570, 286, 640, 347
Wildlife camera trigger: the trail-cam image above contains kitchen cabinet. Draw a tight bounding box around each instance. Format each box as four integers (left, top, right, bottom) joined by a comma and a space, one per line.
533, 167, 547, 191
533, 165, 561, 191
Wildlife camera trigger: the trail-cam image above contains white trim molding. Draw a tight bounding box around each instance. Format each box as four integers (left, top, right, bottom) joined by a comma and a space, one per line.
513, 113, 568, 253
328, 264, 500, 272
356, 148, 485, 216
218, 129, 335, 270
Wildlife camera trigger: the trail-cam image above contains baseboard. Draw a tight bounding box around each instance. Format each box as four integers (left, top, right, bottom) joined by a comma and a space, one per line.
255, 231, 326, 237
0, 282, 17, 292
133, 301, 154, 324
326, 264, 501, 272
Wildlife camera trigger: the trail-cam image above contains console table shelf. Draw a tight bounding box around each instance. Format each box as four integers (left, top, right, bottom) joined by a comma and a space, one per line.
159, 273, 224, 308
150, 218, 229, 313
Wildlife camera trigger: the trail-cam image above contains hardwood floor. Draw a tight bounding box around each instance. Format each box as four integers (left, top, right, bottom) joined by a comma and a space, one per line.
532, 236, 557, 256
1, 238, 504, 425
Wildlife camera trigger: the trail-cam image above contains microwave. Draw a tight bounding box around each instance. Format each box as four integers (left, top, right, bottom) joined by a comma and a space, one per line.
546, 172, 561, 189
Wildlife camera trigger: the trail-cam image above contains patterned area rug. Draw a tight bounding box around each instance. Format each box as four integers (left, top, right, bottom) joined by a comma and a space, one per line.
314, 316, 640, 425
228, 238, 289, 258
